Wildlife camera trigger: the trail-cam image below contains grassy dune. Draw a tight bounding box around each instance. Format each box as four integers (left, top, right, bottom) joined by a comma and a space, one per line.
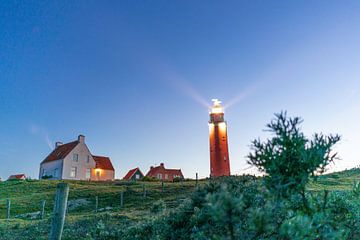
0, 180, 198, 239
308, 168, 360, 191
0, 168, 359, 239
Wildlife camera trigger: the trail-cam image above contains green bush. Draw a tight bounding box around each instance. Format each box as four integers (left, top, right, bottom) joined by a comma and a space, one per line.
141, 176, 158, 182
247, 112, 340, 201
150, 200, 166, 214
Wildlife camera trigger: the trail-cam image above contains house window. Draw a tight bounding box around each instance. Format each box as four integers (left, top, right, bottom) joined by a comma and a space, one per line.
86, 155, 90, 163
86, 169, 91, 179
54, 168, 59, 178
157, 173, 162, 180
70, 167, 77, 178
96, 170, 101, 177
42, 169, 47, 177
73, 154, 79, 162
165, 174, 168, 180
135, 174, 140, 179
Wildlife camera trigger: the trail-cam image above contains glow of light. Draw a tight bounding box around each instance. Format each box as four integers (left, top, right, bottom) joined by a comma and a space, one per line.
95, 168, 102, 176
218, 122, 227, 131
210, 99, 224, 114
149, 60, 209, 109
208, 123, 214, 132
223, 81, 264, 110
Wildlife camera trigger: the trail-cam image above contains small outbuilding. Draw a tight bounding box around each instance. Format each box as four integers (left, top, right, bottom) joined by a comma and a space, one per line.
123, 167, 144, 181
146, 163, 184, 181
8, 174, 26, 181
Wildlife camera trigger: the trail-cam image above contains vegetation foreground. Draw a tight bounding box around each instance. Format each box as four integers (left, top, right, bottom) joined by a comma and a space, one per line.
0, 170, 359, 240
1, 112, 359, 239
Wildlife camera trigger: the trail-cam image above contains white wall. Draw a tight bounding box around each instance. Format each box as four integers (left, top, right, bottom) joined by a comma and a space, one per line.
39, 159, 63, 180
62, 142, 96, 180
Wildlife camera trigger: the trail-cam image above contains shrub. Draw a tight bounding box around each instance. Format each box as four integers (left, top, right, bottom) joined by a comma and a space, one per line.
141, 176, 158, 182
173, 177, 182, 182
150, 200, 166, 214
247, 111, 340, 203
41, 175, 53, 179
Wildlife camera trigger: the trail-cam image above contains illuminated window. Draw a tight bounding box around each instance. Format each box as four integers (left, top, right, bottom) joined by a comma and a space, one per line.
96, 170, 101, 177
73, 154, 79, 162
70, 167, 77, 178
86, 169, 91, 179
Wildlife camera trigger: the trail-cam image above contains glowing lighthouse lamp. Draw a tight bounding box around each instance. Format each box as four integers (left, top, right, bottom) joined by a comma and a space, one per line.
208, 99, 230, 177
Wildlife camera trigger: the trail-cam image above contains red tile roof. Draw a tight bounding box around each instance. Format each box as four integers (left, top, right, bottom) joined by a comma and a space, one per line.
123, 167, 144, 180
8, 174, 26, 180
41, 141, 79, 164
146, 164, 183, 178
93, 156, 115, 171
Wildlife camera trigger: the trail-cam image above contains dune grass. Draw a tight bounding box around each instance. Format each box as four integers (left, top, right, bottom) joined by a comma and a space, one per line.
0, 168, 359, 239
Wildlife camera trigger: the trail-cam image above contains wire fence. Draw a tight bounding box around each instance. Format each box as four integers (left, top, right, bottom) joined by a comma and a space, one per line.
0, 180, 199, 221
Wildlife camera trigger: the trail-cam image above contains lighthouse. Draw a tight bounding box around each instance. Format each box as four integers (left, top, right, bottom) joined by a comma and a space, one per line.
209, 99, 230, 177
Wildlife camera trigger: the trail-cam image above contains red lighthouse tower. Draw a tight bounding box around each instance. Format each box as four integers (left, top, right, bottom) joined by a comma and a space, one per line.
209, 99, 230, 177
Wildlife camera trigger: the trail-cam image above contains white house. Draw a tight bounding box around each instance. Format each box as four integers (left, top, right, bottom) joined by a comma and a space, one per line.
39, 135, 115, 181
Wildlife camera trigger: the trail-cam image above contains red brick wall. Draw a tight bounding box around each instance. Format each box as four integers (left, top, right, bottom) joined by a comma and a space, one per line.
209, 122, 230, 177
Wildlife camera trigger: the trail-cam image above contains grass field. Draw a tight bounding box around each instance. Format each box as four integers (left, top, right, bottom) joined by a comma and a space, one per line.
308, 167, 360, 191
0, 179, 199, 239
0, 168, 359, 239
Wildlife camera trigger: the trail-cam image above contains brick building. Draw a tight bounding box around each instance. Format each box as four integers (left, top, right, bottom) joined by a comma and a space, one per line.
146, 163, 183, 181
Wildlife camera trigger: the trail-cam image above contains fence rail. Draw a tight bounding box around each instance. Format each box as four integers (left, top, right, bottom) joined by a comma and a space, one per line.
0, 180, 198, 221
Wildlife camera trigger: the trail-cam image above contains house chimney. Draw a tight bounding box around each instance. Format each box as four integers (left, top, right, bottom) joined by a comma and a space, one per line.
160, 163, 164, 168
150, 166, 154, 170
55, 142, 63, 149
78, 134, 85, 143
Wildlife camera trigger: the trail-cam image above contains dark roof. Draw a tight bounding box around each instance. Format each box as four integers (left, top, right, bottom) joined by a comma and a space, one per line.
93, 156, 115, 171
123, 167, 144, 180
146, 164, 183, 177
41, 141, 79, 164
8, 174, 26, 180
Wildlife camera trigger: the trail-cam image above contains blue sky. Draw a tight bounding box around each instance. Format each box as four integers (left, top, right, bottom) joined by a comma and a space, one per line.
1, 1, 359, 179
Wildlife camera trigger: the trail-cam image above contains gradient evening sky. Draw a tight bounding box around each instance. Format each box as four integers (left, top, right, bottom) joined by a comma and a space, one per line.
1, 1, 360, 179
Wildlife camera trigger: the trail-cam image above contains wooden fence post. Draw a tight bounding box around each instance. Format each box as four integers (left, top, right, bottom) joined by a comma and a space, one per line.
120, 192, 124, 207
95, 196, 98, 213
40, 200, 46, 219
196, 172, 198, 188
66, 201, 69, 215
143, 185, 147, 198
161, 181, 164, 192
49, 183, 69, 240
6, 199, 11, 220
